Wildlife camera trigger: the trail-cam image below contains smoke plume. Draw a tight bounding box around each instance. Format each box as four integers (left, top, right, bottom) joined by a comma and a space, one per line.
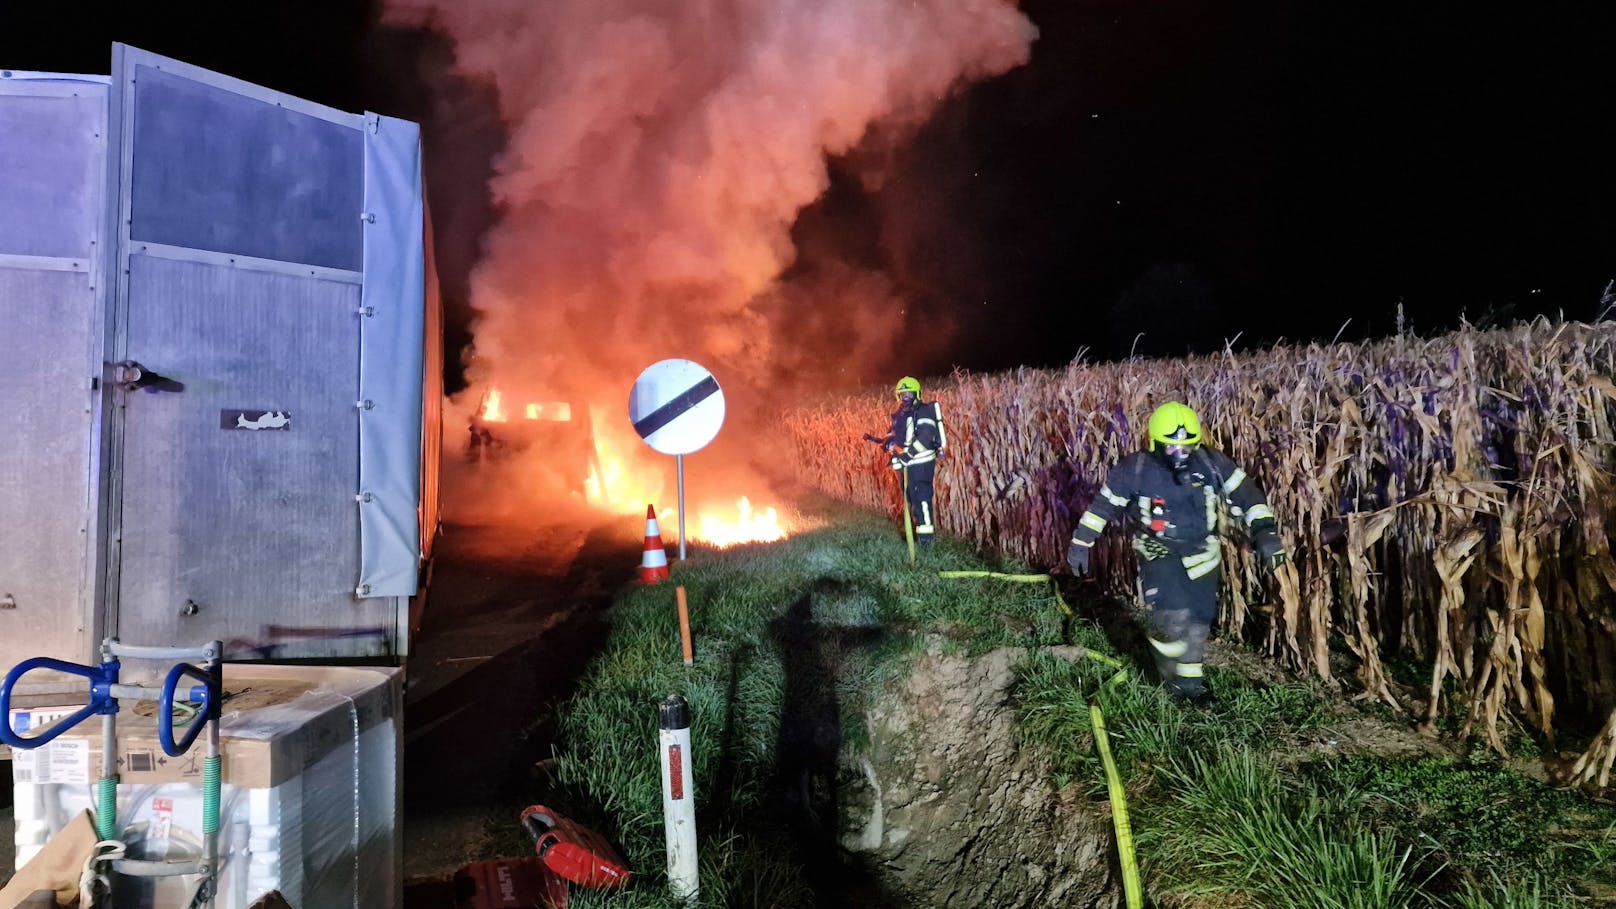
384, 0, 1036, 520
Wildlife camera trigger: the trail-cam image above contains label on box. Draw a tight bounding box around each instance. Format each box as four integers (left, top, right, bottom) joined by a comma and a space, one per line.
12, 746, 37, 783
150, 797, 174, 852
48, 739, 91, 784
13, 738, 92, 785
7, 706, 89, 784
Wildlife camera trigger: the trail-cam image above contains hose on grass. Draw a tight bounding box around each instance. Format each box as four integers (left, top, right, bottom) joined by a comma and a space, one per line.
938, 570, 1143, 909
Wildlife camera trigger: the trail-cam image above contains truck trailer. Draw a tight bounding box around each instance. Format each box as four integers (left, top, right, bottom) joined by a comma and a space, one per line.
0, 44, 443, 704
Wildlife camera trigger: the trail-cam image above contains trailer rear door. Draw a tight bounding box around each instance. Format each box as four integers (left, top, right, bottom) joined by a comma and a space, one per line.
0, 72, 108, 692
102, 46, 408, 658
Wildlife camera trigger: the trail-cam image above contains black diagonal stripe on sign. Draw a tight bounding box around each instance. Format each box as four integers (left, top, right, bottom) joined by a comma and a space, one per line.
634, 375, 721, 439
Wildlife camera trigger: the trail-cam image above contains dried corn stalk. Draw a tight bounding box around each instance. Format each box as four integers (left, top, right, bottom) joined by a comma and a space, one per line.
1569, 707, 1616, 790
783, 320, 1616, 785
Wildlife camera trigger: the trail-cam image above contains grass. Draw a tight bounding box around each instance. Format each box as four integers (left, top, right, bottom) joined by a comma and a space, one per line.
1314, 751, 1616, 898
530, 500, 1615, 908
1149, 746, 1441, 909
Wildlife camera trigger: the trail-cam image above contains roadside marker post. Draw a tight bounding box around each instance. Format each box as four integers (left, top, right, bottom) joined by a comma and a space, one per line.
675, 586, 694, 666
658, 694, 699, 904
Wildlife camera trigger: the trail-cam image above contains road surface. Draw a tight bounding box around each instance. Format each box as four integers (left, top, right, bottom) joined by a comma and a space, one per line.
402, 504, 643, 904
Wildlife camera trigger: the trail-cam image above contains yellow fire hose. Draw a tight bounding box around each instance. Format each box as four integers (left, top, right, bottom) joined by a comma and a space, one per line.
938, 571, 1143, 909
901, 465, 916, 565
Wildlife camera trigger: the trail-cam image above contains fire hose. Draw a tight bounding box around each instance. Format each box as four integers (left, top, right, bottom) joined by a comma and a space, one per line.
937, 572, 1143, 909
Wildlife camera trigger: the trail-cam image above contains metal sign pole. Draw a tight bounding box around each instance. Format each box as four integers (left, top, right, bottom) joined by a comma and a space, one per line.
676, 454, 687, 560
628, 358, 724, 564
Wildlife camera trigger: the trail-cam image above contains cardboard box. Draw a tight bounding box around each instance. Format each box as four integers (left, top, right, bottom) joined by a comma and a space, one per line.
13, 665, 397, 789
13, 664, 402, 908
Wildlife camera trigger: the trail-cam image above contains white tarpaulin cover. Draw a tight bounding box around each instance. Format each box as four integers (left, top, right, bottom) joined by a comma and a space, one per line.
359, 114, 426, 597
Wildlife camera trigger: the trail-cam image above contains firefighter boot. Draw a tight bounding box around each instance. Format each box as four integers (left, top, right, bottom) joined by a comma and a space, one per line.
1147, 608, 1209, 702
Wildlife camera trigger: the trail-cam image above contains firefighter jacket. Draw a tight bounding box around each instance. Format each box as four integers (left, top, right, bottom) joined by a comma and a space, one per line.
1069, 447, 1277, 580
886, 400, 947, 468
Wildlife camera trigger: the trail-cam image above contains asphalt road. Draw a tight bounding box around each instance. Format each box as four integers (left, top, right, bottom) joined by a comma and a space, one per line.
402, 505, 643, 905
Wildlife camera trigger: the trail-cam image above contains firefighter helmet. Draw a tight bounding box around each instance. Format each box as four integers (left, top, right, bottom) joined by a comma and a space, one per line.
1148, 401, 1202, 450
894, 376, 922, 400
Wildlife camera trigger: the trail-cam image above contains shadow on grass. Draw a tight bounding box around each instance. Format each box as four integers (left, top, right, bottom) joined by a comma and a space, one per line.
767, 580, 899, 908
1055, 575, 1160, 680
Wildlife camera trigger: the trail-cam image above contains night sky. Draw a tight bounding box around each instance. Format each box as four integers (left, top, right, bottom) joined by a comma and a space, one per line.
6, 1, 1614, 380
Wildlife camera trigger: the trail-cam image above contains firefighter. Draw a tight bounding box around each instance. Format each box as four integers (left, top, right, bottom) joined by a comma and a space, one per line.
880, 377, 947, 547
1065, 401, 1285, 702
467, 417, 495, 463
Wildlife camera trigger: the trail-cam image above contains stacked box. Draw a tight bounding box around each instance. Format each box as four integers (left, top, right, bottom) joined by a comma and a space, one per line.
11, 664, 401, 908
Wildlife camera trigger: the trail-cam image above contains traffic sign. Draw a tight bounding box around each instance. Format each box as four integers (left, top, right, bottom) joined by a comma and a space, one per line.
629, 359, 725, 456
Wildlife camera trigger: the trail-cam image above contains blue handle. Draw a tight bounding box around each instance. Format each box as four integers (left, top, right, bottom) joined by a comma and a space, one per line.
0, 657, 119, 750
159, 662, 219, 757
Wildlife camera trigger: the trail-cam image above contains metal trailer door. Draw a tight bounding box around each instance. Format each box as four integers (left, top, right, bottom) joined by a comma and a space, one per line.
0, 72, 109, 695
103, 47, 398, 658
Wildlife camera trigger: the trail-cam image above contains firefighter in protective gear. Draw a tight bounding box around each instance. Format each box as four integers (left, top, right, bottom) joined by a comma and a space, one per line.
881, 377, 947, 547
1066, 401, 1284, 702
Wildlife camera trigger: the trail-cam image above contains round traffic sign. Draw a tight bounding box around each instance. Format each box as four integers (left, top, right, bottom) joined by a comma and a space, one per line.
629, 359, 725, 455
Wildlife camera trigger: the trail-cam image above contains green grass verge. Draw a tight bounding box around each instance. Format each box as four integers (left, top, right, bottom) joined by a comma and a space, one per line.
534, 500, 1614, 908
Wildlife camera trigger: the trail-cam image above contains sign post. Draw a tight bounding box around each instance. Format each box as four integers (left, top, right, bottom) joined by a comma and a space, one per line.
628, 359, 725, 559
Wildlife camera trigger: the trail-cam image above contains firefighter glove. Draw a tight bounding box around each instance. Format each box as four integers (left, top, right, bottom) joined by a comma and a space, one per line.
1255, 530, 1286, 568
890, 456, 905, 471
1136, 536, 1173, 561
1066, 541, 1092, 577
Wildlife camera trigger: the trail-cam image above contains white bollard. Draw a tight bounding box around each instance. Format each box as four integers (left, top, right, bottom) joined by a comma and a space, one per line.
659, 694, 699, 904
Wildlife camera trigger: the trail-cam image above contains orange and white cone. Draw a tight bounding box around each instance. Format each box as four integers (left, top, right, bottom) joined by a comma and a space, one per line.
641, 505, 671, 584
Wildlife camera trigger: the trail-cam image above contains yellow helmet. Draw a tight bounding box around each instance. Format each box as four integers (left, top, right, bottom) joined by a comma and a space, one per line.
894, 376, 922, 400
1147, 401, 1202, 450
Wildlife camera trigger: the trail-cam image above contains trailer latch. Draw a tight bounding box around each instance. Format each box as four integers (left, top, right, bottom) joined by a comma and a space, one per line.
112, 361, 185, 393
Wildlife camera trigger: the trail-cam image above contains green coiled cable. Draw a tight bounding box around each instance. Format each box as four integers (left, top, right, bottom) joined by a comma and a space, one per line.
202, 755, 221, 835
95, 775, 118, 840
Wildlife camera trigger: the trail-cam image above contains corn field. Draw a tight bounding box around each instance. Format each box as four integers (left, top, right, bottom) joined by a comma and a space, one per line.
784, 319, 1616, 790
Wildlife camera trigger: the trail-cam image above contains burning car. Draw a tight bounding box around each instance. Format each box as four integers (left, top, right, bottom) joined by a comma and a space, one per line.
468, 391, 599, 496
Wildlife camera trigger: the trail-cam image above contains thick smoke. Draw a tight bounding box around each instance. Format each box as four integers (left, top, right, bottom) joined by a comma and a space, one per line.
384, 0, 1036, 519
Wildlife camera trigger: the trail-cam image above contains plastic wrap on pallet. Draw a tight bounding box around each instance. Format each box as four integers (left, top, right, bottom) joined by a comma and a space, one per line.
11, 665, 402, 909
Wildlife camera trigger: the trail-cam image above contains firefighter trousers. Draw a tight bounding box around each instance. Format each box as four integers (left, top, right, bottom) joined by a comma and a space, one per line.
1137, 553, 1219, 698
904, 460, 936, 545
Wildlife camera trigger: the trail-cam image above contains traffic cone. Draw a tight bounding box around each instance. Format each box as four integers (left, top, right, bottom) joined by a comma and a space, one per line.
641, 505, 671, 584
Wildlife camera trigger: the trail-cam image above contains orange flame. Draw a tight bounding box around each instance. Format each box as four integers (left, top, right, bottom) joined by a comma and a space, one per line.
582, 412, 790, 547
480, 388, 508, 422
584, 409, 669, 515
694, 497, 785, 547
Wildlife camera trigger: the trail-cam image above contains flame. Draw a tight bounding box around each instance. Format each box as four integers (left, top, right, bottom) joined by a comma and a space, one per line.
480, 388, 508, 423
581, 415, 789, 547
586, 454, 789, 548
695, 497, 785, 547
584, 408, 669, 515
